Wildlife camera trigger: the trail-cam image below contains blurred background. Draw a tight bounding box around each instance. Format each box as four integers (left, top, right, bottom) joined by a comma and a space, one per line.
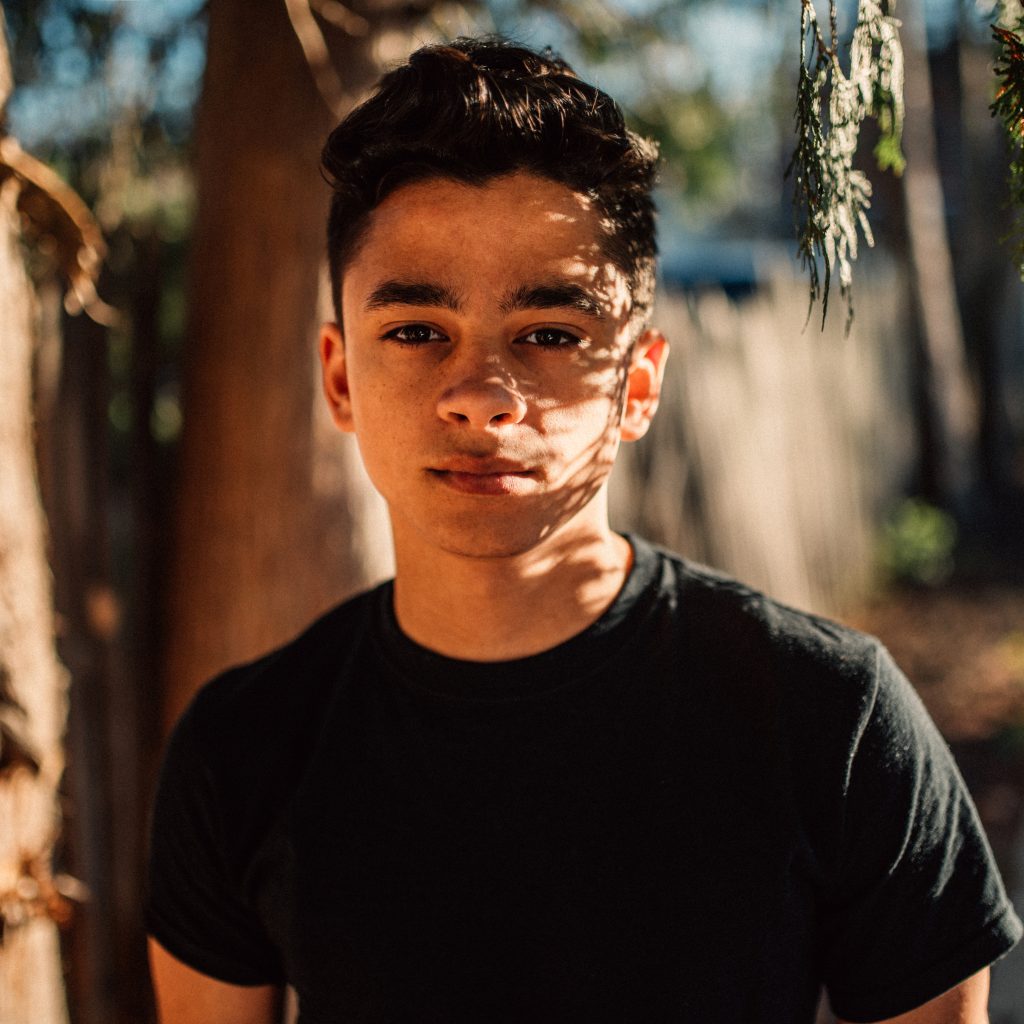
0, 0, 1023, 1020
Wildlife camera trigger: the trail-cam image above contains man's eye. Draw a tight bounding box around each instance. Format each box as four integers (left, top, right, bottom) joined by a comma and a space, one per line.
383, 324, 445, 344
520, 328, 583, 348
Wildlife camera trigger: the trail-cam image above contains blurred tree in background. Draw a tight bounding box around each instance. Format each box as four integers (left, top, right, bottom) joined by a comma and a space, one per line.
4, 5, 205, 1020
0, 4, 110, 1021
2, 0, 1024, 1021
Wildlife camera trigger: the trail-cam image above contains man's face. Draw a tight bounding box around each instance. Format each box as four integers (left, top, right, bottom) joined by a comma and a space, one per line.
320, 171, 667, 559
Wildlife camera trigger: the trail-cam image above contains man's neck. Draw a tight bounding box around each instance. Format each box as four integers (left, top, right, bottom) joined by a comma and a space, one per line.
390, 515, 633, 663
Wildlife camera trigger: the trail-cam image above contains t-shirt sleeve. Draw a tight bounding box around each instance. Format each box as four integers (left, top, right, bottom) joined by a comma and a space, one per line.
144, 693, 286, 986
820, 642, 1022, 1022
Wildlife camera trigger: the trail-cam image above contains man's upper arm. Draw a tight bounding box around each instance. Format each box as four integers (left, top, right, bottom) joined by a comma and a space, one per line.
819, 643, 1020, 1019
835, 968, 990, 1024
149, 938, 283, 1024
147, 685, 287, 988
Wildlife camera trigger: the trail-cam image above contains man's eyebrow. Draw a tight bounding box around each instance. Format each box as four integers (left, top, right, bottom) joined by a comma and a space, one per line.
363, 280, 464, 312
500, 283, 606, 320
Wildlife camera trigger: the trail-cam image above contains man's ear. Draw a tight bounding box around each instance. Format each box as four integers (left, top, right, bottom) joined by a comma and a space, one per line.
319, 322, 355, 433
621, 328, 669, 442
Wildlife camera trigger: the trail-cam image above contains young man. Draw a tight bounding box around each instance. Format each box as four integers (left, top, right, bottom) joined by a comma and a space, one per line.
146, 37, 1021, 1024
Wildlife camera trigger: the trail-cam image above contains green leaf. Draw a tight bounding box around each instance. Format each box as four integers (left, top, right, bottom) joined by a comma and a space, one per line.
787, 0, 905, 331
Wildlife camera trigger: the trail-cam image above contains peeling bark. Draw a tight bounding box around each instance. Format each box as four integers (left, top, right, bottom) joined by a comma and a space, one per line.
0, 172, 70, 1024
0, 11, 106, 1018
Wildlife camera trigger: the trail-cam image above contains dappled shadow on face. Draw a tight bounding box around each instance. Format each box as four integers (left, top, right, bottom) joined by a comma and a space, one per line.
359, 173, 651, 572
426, 188, 641, 557
503, 188, 638, 545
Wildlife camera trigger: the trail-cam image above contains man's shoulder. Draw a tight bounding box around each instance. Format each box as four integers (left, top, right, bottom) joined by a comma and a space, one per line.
177, 581, 388, 760
637, 540, 891, 733
647, 541, 881, 673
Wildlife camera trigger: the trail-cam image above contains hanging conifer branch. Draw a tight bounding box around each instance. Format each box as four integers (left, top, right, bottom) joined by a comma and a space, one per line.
787, 0, 905, 330
991, 20, 1024, 275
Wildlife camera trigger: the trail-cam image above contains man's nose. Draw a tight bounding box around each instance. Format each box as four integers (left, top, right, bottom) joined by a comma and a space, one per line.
436, 362, 528, 428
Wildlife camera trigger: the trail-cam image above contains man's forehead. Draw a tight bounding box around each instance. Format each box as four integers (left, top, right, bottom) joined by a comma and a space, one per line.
340, 171, 633, 322
356, 174, 604, 256
372, 170, 598, 218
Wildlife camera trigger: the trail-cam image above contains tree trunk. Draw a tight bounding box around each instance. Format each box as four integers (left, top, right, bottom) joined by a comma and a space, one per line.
0, 151, 70, 1024
0, 10, 70, 1019
162, 0, 393, 730
900, 0, 978, 511
48, 304, 119, 1024
958, 34, 1021, 500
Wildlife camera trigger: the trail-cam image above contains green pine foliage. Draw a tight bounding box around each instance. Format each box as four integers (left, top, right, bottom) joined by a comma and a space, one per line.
992, 21, 1024, 277
787, 0, 905, 330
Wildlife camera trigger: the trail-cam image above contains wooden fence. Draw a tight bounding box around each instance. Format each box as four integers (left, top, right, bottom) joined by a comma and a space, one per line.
610, 265, 915, 616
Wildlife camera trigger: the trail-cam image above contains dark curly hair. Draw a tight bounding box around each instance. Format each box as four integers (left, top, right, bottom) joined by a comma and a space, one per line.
321, 36, 659, 324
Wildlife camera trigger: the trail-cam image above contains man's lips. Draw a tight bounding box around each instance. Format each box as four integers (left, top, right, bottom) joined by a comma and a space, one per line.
428, 457, 537, 495
433, 456, 533, 474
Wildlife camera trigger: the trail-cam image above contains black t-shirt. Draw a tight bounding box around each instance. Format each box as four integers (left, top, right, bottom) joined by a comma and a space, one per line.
146, 537, 1022, 1023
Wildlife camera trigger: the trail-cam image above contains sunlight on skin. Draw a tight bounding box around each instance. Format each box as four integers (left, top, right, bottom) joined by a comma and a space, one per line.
148, 938, 282, 1024
319, 171, 669, 661
835, 968, 990, 1024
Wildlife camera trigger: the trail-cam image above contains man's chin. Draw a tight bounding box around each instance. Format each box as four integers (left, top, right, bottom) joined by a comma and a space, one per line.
405, 512, 567, 561
433, 528, 553, 561
390, 483, 611, 562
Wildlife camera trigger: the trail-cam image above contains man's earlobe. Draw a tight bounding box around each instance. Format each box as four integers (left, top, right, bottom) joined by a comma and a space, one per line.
621, 328, 669, 442
319, 322, 355, 432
